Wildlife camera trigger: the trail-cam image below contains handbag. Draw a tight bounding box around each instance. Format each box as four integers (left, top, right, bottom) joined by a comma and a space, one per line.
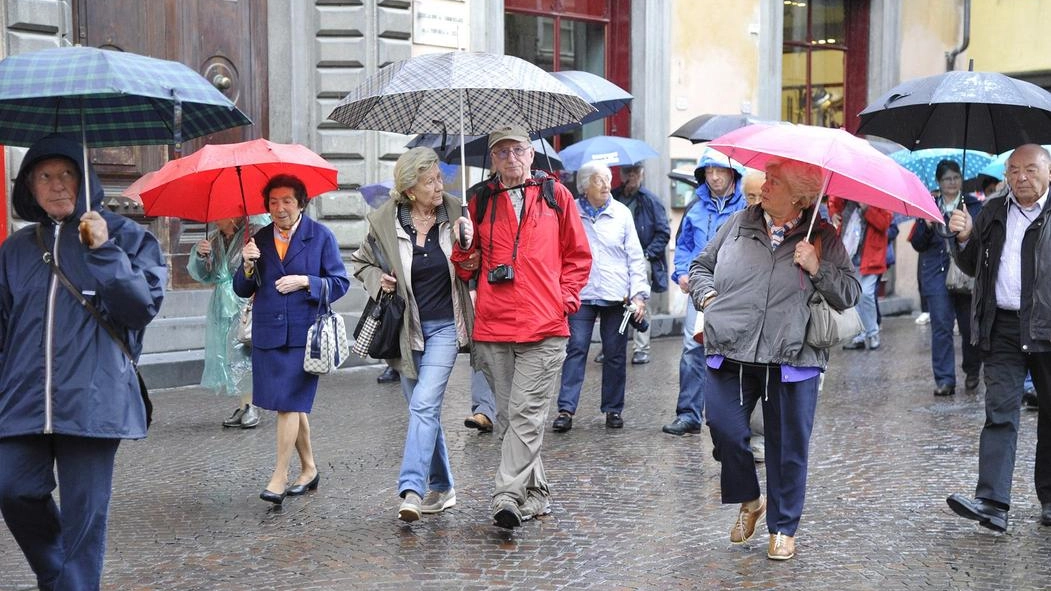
804, 234, 864, 349
303, 282, 351, 375
805, 292, 864, 349
945, 256, 975, 294
351, 234, 405, 359
236, 296, 253, 345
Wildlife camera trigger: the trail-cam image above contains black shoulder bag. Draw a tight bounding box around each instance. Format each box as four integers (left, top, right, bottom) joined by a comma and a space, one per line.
36, 226, 153, 427
351, 233, 405, 359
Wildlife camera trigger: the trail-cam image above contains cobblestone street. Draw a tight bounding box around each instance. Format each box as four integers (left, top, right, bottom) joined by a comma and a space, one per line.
2, 315, 1050, 590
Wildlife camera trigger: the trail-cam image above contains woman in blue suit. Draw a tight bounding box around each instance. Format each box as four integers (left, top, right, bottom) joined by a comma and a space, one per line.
234, 174, 349, 504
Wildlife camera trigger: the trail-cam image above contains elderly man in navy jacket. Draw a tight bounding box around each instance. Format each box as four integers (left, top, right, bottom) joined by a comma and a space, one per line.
613, 164, 670, 364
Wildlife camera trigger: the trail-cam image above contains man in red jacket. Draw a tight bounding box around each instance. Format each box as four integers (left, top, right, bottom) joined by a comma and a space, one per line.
451, 125, 592, 529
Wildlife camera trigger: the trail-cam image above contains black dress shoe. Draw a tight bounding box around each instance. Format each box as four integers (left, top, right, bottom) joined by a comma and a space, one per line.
376, 366, 400, 384
260, 488, 286, 505
286, 473, 320, 497
552, 411, 573, 433
946, 494, 1008, 532
1023, 388, 1039, 410
965, 374, 981, 391
594, 352, 605, 364
933, 384, 956, 397
606, 412, 624, 428
1041, 503, 1051, 526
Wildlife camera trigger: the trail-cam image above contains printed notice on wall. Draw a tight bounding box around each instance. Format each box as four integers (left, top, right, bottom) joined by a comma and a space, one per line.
414, 0, 467, 49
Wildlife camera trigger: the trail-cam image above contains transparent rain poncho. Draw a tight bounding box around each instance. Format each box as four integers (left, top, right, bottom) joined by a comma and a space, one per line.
187, 215, 270, 396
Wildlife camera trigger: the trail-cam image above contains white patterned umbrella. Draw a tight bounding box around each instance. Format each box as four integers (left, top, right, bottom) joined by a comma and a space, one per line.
327, 52, 595, 136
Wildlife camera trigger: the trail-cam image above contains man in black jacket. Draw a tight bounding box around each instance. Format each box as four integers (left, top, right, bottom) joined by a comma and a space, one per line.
613, 165, 670, 364
945, 143, 1051, 531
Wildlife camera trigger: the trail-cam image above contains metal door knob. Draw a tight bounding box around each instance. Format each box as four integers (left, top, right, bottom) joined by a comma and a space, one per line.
212, 75, 232, 90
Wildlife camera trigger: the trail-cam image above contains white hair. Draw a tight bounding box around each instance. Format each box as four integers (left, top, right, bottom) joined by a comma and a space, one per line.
576, 161, 613, 194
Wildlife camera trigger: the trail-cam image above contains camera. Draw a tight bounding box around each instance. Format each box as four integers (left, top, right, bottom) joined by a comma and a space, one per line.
487, 264, 515, 284
619, 301, 649, 335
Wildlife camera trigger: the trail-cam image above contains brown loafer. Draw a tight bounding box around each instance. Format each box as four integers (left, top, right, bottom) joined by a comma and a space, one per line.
767, 532, 795, 560
464, 413, 493, 432
730, 495, 766, 544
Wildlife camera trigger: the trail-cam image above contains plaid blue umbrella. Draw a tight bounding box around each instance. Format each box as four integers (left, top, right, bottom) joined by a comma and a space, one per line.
0, 46, 251, 147
558, 135, 658, 171
889, 148, 994, 190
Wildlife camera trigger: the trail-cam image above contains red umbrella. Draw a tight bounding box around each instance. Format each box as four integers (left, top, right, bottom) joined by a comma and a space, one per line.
125, 138, 337, 222
707, 123, 940, 238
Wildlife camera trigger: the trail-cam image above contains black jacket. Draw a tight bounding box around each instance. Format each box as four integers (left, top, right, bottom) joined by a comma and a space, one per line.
954, 193, 1051, 352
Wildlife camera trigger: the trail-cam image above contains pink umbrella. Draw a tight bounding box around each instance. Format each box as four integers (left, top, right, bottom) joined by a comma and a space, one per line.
707, 123, 941, 238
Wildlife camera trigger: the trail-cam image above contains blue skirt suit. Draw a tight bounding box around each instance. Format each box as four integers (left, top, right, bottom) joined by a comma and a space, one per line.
233, 215, 349, 412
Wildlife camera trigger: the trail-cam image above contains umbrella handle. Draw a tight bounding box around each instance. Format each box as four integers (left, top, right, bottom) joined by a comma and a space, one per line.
459, 204, 469, 248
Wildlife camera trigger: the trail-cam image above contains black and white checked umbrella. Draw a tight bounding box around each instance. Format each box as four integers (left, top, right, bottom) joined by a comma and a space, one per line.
328, 52, 595, 136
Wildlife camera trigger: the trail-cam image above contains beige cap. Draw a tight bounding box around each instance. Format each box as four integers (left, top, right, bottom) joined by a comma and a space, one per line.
487, 125, 531, 149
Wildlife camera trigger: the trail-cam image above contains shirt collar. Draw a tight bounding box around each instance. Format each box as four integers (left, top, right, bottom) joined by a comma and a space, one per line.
1008, 188, 1048, 212
578, 196, 611, 219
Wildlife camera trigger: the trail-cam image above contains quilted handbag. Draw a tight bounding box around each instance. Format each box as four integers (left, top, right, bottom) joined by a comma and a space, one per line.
351, 233, 405, 359
304, 282, 350, 375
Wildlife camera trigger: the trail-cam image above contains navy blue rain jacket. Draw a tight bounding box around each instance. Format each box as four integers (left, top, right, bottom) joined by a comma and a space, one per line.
0, 135, 167, 440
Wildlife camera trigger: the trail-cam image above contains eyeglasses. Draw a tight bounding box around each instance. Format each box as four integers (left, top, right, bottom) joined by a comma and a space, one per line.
492, 145, 532, 160
939, 174, 962, 183
33, 170, 77, 187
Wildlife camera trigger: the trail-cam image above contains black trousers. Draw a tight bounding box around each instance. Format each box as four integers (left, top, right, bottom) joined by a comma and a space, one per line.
975, 309, 1051, 507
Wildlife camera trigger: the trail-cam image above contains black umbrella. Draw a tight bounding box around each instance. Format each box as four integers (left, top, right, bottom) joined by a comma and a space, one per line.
856, 70, 1051, 154
670, 113, 778, 143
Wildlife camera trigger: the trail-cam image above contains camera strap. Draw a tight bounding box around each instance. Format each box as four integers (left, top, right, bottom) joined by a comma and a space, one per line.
487, 185, 529, 265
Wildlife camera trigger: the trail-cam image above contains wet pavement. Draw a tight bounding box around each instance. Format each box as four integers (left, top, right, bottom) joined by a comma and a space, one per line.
2, 314, 1050, 590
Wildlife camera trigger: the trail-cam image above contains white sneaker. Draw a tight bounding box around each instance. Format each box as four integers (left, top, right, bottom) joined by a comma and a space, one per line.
420, 488, 456, 514
915, 312, 930, 325
398, 492, 422, 522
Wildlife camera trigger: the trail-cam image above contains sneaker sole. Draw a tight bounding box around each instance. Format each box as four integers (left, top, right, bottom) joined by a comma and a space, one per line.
767, 551, 794, 560
493, 508, 522, 529
420, 496, 457, 514
398, 507, 421, 522
521, 503, 551, 522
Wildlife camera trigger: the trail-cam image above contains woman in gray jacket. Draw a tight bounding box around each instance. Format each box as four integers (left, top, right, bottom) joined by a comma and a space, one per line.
689, 157, 860, 561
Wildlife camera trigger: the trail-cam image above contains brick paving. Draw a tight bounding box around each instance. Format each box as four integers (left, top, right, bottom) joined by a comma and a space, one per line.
2, 315, 1050, 590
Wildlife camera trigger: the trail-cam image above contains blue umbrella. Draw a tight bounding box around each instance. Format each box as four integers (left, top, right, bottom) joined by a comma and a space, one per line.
889, 148, 994, 190
357, 181, 394, 209
545, 70, 632, 135
558, 135, 658, 171
978, 144, 1051, 179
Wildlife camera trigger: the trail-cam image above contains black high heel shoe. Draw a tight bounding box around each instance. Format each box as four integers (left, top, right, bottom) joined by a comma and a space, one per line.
286, 473, 320, 497
260, 488, 287, 504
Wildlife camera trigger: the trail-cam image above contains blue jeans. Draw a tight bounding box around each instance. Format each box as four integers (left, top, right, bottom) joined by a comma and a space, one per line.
856, 274, 880, 338
674, 303, 706, 426
558, 303, 627, 414
398, 319, 459, 497
928, 289, 979, 386
470, 369, 496, 421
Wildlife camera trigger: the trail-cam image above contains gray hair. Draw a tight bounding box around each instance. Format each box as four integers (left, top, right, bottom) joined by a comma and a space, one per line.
765, 158, 825, 209
576, 161, 613, 194
391, 147, 441, 205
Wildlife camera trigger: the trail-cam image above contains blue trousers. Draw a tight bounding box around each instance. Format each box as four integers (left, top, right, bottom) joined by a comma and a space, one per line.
706, 361, 820, 537
0, 434, 120, 591
928, 289, 980, 387
673, 303, 706, 426
470, 369, 496, 421
398, 319, 459, 497
558, 303, 627, 415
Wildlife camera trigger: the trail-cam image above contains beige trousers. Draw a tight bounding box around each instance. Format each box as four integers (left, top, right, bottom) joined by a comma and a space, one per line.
475, 337, 567, 505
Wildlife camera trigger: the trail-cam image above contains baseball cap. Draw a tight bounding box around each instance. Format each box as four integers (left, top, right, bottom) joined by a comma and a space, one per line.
488, 125, 531, 149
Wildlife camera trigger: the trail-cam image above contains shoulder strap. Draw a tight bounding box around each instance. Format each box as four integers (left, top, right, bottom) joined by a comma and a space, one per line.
367, 232, 391, 275
35, 225, 137, 366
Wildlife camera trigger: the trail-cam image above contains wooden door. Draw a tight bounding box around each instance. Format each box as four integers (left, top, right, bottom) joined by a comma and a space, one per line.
72, 0, 268, 288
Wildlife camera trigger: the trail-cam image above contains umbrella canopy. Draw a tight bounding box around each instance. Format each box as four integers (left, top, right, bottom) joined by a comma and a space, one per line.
328, 51, 595, 136
864, 135, 906, 156
558, 135, 658, 171
126, 139, 337, 222
978, 144, 1051, 179
707, 124, 941, 226
407, 133, 563, 171
357, 180, 394, 209
0, 46, 251, 147
889, 148, 995, 190
857, 70, 1051, 154
670, 113, 779, 143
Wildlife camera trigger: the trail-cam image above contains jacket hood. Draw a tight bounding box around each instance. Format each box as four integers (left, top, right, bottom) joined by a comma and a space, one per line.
12, 134, 104, 224
694, 154, 744, 185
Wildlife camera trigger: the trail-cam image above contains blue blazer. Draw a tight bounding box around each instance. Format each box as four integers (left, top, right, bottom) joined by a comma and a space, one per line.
233, 215, 350, 350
